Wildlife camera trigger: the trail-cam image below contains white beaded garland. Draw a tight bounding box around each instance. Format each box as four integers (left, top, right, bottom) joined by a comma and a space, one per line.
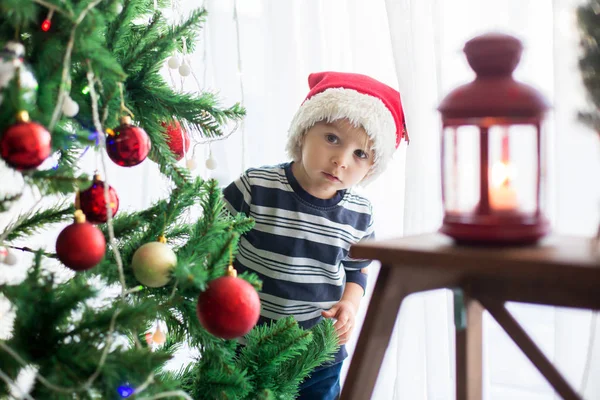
186, 158, 197, 171
62, 96, 79, 117
205, 155, 217, 170
167, 55, 181, 70
178, 63, 191, 77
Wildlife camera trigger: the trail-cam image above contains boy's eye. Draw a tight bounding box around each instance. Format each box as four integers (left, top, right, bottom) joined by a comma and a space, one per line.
355, 150, 369, 159
325, 134, 339, 143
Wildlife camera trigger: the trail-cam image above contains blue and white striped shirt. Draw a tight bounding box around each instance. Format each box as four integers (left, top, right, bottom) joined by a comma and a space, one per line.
223, 162, 374, 364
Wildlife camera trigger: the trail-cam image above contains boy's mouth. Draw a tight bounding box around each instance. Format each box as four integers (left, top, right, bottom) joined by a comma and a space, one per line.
322, 172, 341, 182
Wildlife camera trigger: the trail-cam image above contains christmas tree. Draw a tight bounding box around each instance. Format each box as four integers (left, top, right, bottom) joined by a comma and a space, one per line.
0, 1, 337, 399
577, 0, 600, 138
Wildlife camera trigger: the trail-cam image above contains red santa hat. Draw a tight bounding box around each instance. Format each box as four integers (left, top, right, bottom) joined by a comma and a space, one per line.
286, 71, 408, 185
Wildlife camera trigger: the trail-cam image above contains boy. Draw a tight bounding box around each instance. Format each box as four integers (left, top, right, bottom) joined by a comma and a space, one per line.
223, 71, 408, 399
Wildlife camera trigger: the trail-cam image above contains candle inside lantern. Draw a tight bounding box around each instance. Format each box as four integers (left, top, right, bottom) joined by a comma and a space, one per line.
489, 161, 518, 210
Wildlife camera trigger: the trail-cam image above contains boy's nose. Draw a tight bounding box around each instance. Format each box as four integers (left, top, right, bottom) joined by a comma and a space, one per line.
331, 153, 350, 169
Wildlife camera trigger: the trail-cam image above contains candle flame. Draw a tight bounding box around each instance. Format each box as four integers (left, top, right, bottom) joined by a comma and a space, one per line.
491, 161, 516, 187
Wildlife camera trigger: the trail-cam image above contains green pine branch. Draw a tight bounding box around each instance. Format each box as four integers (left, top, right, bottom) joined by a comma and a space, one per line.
3, 203, 75, 242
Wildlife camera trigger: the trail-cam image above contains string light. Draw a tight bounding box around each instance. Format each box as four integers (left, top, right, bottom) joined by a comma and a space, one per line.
41, 9, 54, 32
117, 384, 135, 398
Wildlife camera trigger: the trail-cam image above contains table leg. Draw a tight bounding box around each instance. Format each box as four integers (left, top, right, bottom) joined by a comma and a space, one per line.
477, 296, 581, 400
455, 292, 483, 400
340, 265, 409, 400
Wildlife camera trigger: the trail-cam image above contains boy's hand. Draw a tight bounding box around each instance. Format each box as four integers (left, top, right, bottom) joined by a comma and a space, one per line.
321, 300, 357, 345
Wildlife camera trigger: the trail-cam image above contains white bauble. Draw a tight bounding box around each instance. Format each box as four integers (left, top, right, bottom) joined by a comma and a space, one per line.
0, 42, 38, 107
131, 242, 177, 288
3, 250, 17, 266
0, 247, 17, 265
205, 155, 217, 170
115, 3, 123, 14
62, 96, 79, 117
186, 158, 197, 171
167, 56, 181, 69
178, 64, 191, 77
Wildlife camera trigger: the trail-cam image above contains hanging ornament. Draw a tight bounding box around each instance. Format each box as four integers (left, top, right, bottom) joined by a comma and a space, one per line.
0, 41, 38, 108
77, 174, 119, 224
0, 247, 17, 266
151, 326, 166, 345
186, 158, 197, 171
61, 95, 79, 118
178, 63, 191, 77
0, 111, 52, 170
205, 149, 217, 170
196, 265, 260, 339
167, 55, 181, 70
160, 120, 190, 161
114, 2, 124, 14
106, 115, 151, 167
56, 210, 106, 271
131, 236, 177, 288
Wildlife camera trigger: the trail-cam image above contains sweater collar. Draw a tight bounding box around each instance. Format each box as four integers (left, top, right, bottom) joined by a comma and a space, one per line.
284, 162, 346, 207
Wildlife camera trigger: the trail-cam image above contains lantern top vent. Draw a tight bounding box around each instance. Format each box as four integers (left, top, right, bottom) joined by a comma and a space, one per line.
439, 32, 550, 120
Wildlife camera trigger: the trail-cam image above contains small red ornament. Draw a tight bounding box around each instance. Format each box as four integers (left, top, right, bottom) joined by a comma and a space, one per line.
159, 120, 190, 161
196, 265, 260, 339
56, 210, 106, 271
0, 111, 51, 170
77, 174, 119, 224
106, 115, 151, 167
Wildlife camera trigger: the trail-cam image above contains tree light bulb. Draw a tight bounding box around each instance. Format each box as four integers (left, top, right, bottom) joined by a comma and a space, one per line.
117, 384, 134, 398
41, 9, 54, 32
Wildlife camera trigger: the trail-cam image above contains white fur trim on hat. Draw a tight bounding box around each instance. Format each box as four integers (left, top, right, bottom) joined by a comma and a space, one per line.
286, 87, 396, 186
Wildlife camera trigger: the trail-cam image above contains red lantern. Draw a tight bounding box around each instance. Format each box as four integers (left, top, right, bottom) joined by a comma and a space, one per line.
438, 33, 550, 245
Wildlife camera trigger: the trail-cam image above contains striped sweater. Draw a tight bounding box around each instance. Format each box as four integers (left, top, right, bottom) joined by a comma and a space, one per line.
223, 162, 374, 364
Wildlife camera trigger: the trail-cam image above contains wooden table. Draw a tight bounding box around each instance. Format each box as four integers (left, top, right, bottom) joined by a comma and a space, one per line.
340, 233, 600, 400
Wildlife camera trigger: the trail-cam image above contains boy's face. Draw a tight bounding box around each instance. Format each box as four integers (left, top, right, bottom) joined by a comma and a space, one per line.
293, 119, 375, 199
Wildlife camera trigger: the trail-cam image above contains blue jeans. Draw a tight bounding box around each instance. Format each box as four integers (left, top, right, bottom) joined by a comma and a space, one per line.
297, 362, 343, 400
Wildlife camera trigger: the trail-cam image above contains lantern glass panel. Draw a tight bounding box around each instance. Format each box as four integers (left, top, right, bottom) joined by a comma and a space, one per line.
487, 125, 538, 214
442, 125, 480, 213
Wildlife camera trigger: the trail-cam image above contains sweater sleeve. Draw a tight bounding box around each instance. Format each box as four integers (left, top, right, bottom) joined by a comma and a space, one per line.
222, 169, 252, 217
342, 211, 375, 293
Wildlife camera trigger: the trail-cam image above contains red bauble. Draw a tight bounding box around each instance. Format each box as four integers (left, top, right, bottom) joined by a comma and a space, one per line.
106, 116, 151, 167
77, 174, 119, 224
56, 210, 106, 271
196, 266, 260, 339
0, 111, 51, 170
160, 120, 190, 161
